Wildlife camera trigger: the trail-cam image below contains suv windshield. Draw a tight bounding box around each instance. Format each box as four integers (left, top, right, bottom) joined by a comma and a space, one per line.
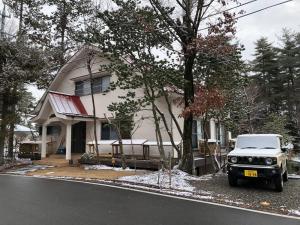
236, 136, 280, 149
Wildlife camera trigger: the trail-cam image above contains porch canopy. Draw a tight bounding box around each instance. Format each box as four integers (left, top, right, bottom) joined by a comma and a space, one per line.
31, 91, 95, 160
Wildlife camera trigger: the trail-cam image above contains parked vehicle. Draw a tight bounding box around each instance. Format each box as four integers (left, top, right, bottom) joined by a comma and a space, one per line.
227, 134, 288, 192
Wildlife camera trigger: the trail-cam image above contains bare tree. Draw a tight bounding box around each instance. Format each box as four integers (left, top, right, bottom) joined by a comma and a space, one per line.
104, 113, 126, 169
86, 50, 100, 158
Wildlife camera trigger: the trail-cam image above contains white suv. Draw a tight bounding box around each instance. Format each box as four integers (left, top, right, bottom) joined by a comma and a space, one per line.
227, 134, 288, 192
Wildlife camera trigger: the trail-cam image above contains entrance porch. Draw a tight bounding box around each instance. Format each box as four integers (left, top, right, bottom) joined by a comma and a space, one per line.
40, 119, 89, 160
31, 91, 96, 160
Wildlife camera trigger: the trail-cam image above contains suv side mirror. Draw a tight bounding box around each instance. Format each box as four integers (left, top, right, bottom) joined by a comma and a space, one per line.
228, 146, 234, 151
281, 147, 288, 153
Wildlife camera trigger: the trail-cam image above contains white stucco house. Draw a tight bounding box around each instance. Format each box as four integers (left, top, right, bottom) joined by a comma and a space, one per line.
32, 45, 227, 161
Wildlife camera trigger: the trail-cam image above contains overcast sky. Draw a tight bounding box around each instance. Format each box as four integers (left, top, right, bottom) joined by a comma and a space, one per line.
235, 0, 300, 60
1, 0, 299, 99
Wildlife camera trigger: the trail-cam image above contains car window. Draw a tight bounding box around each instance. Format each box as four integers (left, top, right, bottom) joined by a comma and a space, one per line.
236, 136, 280, 149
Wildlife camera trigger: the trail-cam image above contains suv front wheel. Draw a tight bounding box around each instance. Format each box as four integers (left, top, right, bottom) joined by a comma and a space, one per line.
228, 174, 238, 187
274, 174, 283, 192
283, 169, 288, 182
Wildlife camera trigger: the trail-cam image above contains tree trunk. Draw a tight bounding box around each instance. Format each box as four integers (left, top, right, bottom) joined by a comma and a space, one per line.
0, 92, 9, 165
116, 128, 126, 169
144, 84, 167, 166
162, 89, 183, 138
151, 102, 166, 167
154, 104, 182, 159
104, 114, 126, 169
87, 53, 99, 158
7, 122, 14, 159
179, 53, 196, 174
59, 1, 67, 66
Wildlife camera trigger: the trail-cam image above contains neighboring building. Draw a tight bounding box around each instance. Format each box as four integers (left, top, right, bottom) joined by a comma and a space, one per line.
32, 45, 227, 161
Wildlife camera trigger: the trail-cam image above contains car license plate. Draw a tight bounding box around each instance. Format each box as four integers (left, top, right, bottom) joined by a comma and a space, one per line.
244, 170, 257, 177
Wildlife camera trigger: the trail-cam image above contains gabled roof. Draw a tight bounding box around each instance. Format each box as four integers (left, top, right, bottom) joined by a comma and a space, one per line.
34, 45, 101, 114
31, 91, 94, 123
49, 91, 87, 116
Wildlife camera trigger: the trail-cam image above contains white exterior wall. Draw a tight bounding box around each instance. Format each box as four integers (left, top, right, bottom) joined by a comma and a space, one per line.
48, 53, 176, 157
43, 50, 228, 158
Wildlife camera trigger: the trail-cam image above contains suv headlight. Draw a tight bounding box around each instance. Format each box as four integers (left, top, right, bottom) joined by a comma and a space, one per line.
265, 157, 273, 165
230, 156, 238, 164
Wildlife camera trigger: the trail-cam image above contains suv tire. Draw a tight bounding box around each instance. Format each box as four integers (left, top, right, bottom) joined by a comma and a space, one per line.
274, 174, 283, 192
228, 174, 238, 187
283, 169, 288, 182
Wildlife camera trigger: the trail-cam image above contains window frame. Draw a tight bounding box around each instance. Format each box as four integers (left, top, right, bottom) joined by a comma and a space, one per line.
75, 75, 111, 96
101, 122, 118, 140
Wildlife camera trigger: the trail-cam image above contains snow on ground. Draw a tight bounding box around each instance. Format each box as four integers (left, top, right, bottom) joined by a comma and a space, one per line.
288, 174, 300, 179
31, 175, 85, 180
6, 165, 54, 175
119, 169, 212, 193
0, 159, 32, 172
291, 156, 300, 163
84, 165, 138, 172
289, 209, 300, 216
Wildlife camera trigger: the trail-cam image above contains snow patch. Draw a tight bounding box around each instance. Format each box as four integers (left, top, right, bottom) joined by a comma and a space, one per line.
46, 172, 55, 175
288, 209, 300, 216
6, 165, 54, 175
119, 169, 211, 193
288, 174, 300, 179
291, 157, 300, 163
223, 199, 244, 205
113, 181, 214, 199
84, 165, 137, 171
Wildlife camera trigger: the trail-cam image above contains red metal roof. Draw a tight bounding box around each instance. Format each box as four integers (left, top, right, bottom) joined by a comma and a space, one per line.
49, 92, 88, 116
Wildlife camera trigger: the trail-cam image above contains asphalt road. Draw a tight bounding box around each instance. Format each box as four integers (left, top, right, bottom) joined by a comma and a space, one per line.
0, 175, 299, 225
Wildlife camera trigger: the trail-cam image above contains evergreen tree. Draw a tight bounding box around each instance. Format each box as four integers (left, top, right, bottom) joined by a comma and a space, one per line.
251, 38, 281, 131
0, 38, 47, 163
46, 0, 93, 66
277, 30, 300, 137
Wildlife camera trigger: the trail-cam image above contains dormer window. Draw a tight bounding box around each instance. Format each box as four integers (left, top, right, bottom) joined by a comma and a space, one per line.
75, 76, 111, 96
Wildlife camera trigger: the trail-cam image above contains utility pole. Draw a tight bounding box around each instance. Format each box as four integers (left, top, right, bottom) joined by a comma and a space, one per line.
0, 2, 10, 38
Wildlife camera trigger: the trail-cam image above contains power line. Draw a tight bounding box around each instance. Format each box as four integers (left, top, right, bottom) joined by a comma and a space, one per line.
235, 0, 293, 20
199, 0, 294, 31
202, 0, 258, 20
41, 1, 295, 81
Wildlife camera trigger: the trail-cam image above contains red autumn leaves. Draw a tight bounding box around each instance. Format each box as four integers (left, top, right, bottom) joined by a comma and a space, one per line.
181, 85, 225, 118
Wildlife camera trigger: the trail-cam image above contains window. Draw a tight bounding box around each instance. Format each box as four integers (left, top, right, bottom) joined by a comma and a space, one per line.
75, 76, 111, 96
203, 121, 211, 139
38, 126, 61, 135
101, 122, 118, 140
192, 120, 198, 149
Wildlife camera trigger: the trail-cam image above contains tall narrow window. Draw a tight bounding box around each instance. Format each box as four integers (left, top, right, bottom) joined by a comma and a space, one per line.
192, 120, 198, 149
102, 76, 111, 92
203, 121, 211, 139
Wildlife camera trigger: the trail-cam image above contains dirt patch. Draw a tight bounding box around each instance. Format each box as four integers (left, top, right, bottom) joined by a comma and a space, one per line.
33, 154, 81, 167
27, 166, 147, 180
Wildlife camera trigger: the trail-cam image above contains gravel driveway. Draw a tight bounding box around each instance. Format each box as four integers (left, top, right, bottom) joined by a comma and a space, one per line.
190, 172, 300, 216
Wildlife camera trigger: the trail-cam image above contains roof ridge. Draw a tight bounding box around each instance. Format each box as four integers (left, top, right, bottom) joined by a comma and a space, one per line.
48, 90, 77, 97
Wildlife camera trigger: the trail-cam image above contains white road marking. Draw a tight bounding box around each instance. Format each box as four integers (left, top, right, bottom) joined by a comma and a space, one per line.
1, 173, 299, 221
